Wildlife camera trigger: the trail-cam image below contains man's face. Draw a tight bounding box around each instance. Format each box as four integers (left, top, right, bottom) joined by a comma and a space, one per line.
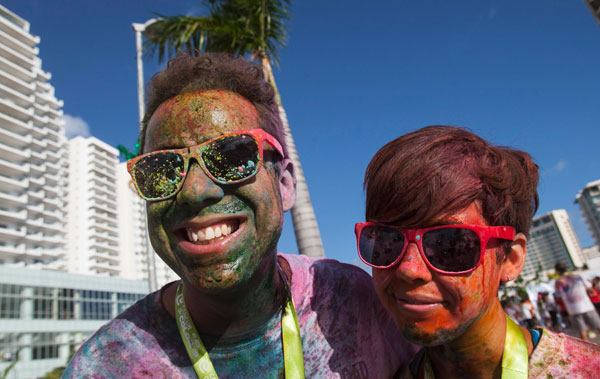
371, 203, 505, 346
143, 90, 291, 293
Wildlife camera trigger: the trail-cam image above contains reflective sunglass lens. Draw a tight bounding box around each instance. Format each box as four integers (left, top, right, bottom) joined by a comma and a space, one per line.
134, 153, 185, 199
422, 228, 481, 272
202, 134, 260, 183
359, 226, 405, 267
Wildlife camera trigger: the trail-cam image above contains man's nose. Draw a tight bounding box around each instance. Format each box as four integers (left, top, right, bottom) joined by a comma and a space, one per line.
394, 243, 433, 282
175, 160, 224, 207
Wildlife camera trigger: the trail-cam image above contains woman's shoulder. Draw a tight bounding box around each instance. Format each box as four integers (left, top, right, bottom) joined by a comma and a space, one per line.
528, 328, 600, 378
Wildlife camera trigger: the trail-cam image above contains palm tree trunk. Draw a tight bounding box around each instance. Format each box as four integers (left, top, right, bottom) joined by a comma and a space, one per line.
260, 56, 325, 258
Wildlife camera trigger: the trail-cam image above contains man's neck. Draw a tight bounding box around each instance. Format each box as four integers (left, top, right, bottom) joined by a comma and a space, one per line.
425, 300, 533, 379
163, 255, 286, 342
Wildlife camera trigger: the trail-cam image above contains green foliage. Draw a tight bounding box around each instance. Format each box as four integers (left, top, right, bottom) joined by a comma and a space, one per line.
117, 140, 141, 161
0, 349, 19, 379
144, 0, 291, 64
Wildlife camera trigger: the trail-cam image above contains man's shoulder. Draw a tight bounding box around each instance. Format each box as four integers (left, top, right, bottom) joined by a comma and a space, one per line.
63, 290, 184, 377
529, 328, 600, 377
279, 253, 373, 295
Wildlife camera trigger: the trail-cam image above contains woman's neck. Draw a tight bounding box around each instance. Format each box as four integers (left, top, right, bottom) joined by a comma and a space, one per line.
425, 300, 532, 379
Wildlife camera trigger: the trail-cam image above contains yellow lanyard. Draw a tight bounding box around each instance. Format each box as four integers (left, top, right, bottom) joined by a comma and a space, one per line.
175, 281, 305, 379
501, 313, 528, 378
418, 313, 528, 379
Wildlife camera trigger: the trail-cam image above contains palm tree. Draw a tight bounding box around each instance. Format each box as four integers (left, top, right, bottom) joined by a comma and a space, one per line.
143, 0, 325, 258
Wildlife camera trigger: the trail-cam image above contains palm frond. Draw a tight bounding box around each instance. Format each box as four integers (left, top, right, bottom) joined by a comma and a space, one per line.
143, 14, 213, 63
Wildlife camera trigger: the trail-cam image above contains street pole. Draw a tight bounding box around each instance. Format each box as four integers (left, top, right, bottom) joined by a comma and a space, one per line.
132, 19, 158, 293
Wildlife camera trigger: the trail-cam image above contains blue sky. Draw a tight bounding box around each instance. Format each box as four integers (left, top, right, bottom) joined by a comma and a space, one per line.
3, 0, 599, 266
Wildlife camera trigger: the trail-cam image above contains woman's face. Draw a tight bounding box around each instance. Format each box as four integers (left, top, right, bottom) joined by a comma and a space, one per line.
372, 203, 506, 346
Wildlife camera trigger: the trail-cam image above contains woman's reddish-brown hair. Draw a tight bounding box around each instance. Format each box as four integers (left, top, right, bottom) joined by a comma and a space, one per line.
364, 126, 539, 236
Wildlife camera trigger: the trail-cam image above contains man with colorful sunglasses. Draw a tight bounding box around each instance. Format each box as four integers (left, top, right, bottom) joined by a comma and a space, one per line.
64, 53, 416, 377
357, 125, 600, 378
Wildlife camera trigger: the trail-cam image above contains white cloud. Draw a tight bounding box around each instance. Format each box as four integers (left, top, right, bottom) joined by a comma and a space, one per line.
62, 114, 91, 139
553, 159, 567, 173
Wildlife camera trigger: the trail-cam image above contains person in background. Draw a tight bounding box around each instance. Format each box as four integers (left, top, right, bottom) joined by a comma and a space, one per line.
554, 262, 600, 341
591, 277, 600, 314
356, 125, 600, 378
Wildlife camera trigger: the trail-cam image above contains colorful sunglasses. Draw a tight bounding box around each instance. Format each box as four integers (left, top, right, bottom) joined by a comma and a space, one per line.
355, 223, 515, 275
127, 129, 284, 201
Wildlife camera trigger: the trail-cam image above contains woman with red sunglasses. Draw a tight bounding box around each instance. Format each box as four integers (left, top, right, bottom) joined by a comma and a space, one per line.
357, 126, 600, 378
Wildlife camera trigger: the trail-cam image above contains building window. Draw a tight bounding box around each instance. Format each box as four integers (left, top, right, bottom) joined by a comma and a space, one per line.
31, 333, 59, 360
116, 292, 144, 314
33, 287, 54, 319
0, 333, 19, 362
58, 288, 75, 320
80, 290, 112, 320
0, 284, 23, 319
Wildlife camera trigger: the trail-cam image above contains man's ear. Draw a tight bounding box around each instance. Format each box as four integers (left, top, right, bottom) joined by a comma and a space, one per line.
500, 233, 527, 282
278, 158, 296, 212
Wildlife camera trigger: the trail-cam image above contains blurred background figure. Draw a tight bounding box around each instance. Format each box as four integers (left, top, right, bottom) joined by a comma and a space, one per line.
554, 262, 600, 340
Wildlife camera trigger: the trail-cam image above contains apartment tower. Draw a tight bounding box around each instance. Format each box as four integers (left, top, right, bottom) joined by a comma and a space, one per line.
0, 5, 67, 269
575, 178, 600, 248
523, 209, 585, 278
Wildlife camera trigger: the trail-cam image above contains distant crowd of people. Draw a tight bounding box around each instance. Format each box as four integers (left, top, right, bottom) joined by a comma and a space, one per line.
502, 263, 600, 341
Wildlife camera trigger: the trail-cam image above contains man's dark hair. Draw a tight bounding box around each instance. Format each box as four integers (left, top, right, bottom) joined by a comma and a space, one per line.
141, 52, 287, 157
364, 126, 539, 240
555, 262, 568, 275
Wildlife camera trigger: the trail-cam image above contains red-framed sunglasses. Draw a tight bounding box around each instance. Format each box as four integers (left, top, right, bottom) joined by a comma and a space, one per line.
127, 129, 283, 201
355, 222, 515, 275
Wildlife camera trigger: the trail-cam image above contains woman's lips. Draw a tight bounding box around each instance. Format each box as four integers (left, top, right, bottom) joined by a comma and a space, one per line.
393, 293, 447, 313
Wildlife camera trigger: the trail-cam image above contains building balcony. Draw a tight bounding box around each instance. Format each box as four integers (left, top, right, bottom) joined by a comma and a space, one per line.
90, 241, 120, 255
0, 42, 36, 69
0, 126, 31, 147
0, 141, 30, 162
89, 261, 120, 275
45, 161, 60, 174
36, 67, 51, 82
0, 26, 37, 58
0, 109, 32, 136
0, 191, 26, 206
0, 242, 25, 259
41, 196, 60, 208
90, 211, 118, 226
0, 81, 33, 108
0, 174, 27, 192
90, 230, 119, 244
0, 158, 29, 176
0, 97, 32, 122
89, 201, 118, 217
0, 208, 26, 222
0, 53, 34, 82
89, 176, 116, 192
91, 222, 119, 234
46, 116, 63, 130
28, 175, 45, 187
25, 218, 63, 232
34, 91, 62, 109
0, 66, 34, 94
0, 224, 25, 240
30, 125, 48, 140
29, 149, 46, 163
0, 16, 40, 47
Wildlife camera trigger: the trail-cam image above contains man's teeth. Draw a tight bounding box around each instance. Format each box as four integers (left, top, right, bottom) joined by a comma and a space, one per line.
186, 222, 237, 244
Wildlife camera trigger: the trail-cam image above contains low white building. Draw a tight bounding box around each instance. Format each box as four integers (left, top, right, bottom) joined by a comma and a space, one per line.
0, 266, 148, 379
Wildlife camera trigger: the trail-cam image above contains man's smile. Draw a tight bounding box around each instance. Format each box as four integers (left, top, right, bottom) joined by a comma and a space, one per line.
175, 216, 247, 254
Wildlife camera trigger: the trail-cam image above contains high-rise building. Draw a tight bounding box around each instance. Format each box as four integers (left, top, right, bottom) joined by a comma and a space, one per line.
523, 209, 585, 278
66, 136, 120, 276
117, 162, 178, 288
0, 5, 68, 269
575, 178, 600, 247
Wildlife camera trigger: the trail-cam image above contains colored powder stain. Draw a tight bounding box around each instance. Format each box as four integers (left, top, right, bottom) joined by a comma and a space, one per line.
558, 360, 568, 366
